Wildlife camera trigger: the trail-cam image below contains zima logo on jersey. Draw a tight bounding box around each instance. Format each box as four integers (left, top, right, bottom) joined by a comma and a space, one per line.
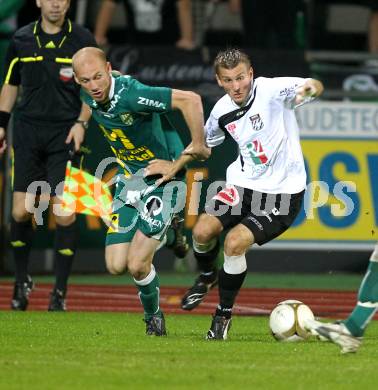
120, 113, 134, 126
213, 185, 240, 206
138, 97, 166, 110
247, 140, 268, 165
249, 114, 264, 131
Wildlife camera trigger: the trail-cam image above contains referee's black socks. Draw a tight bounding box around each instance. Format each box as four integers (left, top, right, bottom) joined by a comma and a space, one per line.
10, 218, 34, 284
54, 222, 78, 293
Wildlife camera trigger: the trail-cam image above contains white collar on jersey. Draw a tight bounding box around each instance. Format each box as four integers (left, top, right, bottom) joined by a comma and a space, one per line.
108, 76, 116, 101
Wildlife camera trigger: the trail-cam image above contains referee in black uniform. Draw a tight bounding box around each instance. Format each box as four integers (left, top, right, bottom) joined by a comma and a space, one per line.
0, 0, 96, 311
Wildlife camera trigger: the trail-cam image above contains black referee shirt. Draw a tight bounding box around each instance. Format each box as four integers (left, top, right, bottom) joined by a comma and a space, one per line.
3, 19, 96, 125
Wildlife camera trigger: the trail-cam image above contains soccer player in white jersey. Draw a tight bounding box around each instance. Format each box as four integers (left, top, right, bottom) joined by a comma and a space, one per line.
306, 242, 378, 353
181, 48, 324, 340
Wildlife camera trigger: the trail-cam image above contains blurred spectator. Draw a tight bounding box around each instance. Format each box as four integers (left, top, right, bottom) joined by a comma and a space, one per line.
196, 0, 242, 47
232, 0, 305, 49
311, 0, 378, 52
0, 0, 24, 84
94, 0, 195, 49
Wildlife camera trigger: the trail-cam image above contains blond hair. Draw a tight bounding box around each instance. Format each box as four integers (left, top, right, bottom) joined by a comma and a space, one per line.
214, 48, 251, 74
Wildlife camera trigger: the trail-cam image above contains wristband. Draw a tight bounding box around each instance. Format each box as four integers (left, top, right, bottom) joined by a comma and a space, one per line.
0, 111, 11, 128
75, 119, 89, 130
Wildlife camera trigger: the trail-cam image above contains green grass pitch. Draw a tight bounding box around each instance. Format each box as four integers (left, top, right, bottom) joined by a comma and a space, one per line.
1, 311, 377, 390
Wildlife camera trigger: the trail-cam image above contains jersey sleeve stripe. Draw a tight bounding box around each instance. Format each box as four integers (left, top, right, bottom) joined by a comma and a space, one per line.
55, 58, 72, 64
5, 56, 44, 84
5, 57, 19, 84
20, 56, 44, 62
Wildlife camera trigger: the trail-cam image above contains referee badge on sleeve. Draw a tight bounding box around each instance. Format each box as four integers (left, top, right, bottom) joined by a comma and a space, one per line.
59, 67, 74, 82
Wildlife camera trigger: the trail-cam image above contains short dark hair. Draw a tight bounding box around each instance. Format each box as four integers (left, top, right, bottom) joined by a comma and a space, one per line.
214, 48, 251, 74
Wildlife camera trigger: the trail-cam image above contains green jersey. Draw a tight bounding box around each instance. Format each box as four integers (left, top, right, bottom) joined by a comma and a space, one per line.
81, 74, 180, 183
161, 114, 185, 160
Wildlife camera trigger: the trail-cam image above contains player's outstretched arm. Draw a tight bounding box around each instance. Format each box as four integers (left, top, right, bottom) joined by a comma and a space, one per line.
171, 89, 210, 161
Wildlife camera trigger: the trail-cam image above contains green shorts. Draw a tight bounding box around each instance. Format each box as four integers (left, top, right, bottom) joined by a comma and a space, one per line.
106, 175, 186, 246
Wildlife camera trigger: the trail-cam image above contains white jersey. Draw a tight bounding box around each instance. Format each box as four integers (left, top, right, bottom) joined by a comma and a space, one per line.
205, 77, 309, 194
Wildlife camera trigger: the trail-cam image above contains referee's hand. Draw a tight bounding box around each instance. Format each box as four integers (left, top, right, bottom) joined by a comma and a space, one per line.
0, 127, 6, 155
65, 123, 85, 152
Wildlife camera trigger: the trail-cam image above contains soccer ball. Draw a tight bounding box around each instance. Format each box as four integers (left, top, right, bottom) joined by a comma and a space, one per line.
269, 300, 314, 342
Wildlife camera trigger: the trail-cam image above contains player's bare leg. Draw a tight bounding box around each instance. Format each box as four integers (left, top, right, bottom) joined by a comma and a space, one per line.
105, 242, 130, 275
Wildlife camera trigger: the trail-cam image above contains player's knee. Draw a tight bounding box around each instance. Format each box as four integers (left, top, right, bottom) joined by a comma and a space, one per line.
224, 232, 247, 256
193, 214, 222, 244
193, 222, 215, 244
107, 263, 126, 275
106, 261, 126, 275
105, 254, 127, 275
127, 262, 147, 280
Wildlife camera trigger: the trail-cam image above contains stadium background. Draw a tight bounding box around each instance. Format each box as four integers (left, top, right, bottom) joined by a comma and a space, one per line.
0, 0, 377, 276
1, 3, 378, 388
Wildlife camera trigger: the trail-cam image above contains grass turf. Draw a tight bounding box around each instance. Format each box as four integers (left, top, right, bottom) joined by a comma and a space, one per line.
1, 312, 377, 390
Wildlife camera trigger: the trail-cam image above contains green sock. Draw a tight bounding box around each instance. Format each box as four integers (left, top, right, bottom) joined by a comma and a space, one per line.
135, 268, 161, 320
344, 260, 378, 337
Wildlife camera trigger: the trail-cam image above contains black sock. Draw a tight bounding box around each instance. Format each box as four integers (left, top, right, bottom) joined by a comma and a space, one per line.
10, 219, 34, 284
215, 267, 247, 319
54, 222, 78, 292
194, 240, 220, 278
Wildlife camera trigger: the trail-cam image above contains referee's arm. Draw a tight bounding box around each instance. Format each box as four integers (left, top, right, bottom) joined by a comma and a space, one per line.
0, 84, 18, 154
0, 37, 20, 154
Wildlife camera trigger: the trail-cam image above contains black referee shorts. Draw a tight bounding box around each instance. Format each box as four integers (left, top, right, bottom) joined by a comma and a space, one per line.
12, 118, 73, 196
205, 185, 304, 246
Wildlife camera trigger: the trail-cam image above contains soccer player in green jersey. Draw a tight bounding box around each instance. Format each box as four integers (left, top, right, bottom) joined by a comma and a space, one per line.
72, 47, 209, 336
